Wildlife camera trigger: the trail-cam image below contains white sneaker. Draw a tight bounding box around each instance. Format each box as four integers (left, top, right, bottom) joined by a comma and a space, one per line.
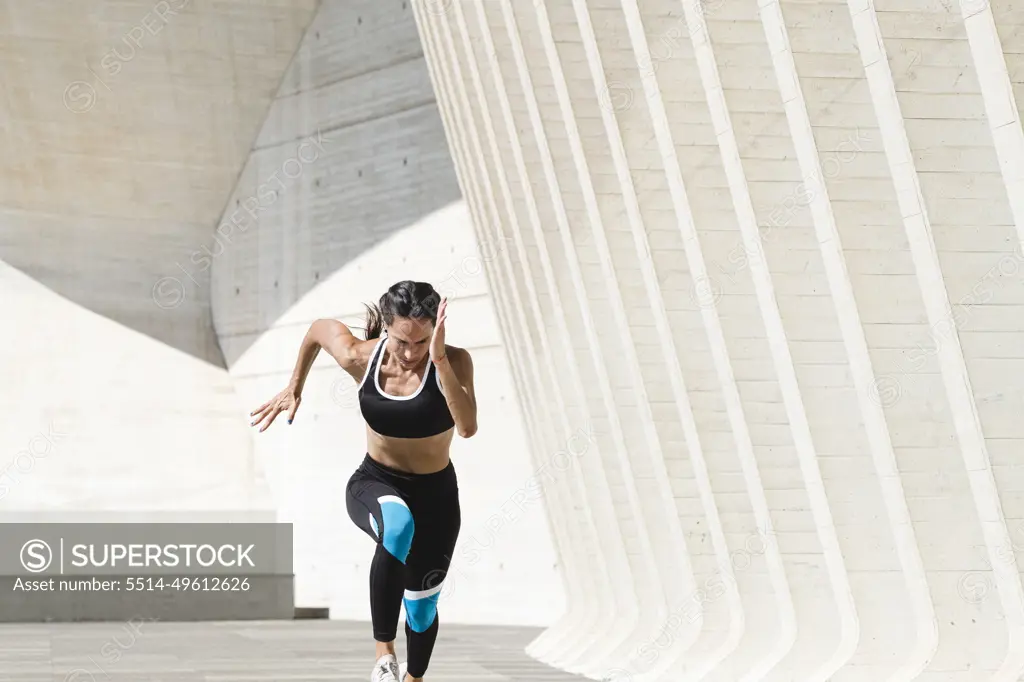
371, 653, 400, 682
398, 661, 408, 680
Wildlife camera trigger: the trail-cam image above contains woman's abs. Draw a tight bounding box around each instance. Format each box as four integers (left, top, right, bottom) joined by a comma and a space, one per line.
365, 424, 454, 474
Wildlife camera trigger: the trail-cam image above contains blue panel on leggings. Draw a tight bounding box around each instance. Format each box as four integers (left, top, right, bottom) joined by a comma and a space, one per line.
380, 502, 414, 563
369, 514, 379, 538
404, 593, 439, 633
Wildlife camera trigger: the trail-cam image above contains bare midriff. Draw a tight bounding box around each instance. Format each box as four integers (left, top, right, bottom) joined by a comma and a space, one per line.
365, 426, 454, 474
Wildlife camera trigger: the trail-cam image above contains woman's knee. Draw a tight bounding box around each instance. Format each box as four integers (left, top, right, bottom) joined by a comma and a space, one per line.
379, 497, 415, 563
404, 591, 441, 633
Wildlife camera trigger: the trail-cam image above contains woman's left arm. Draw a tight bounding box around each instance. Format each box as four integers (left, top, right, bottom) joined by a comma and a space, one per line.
435, 348, 478, 438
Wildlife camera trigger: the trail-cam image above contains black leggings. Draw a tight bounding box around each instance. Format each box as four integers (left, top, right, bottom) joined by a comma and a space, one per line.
345, 454, 461, 679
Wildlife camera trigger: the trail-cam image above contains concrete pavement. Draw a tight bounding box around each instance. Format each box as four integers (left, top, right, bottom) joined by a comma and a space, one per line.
1, 619, 591, 681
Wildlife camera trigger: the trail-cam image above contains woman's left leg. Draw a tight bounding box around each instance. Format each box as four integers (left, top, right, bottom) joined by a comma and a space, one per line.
402, 490, 461, 679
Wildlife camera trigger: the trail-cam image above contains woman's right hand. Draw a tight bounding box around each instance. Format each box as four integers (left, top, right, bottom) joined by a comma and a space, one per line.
250, 386, 301, 432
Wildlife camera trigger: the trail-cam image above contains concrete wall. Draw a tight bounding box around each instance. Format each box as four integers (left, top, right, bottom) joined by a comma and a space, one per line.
210, 0, 563, 625
415, 0, 1024, 679
0, 0, 318, 365
0, 261, 272, 513
0, 0, 316, 519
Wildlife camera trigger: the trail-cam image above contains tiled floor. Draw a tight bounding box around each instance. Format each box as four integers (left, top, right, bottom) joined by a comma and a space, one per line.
0, 619, 591, 681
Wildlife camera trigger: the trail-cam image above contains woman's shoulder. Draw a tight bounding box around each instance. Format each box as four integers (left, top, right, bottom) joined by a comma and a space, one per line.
337, 333, 382, 374
443, 344, 473, 369
353, 334, 383, 356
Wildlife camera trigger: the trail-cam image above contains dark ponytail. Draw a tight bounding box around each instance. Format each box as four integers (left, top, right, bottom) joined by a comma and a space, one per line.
362, 280, 441, 340
363, 303, 385, 340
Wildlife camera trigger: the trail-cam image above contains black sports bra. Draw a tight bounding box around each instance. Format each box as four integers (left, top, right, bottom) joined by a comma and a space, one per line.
357, 333, 455, 439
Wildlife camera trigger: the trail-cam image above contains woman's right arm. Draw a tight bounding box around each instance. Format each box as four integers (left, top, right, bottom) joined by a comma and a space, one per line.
287, 318, 363, 394
251, 319, 362, 431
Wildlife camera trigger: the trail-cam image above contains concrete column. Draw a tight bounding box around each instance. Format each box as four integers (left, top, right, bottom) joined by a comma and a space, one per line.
417, 0, 1024, 679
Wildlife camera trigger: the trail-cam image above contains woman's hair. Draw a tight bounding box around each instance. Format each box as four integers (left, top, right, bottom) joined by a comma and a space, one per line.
363, 280, 442, 340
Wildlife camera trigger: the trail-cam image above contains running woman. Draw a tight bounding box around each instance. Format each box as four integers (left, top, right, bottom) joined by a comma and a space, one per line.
250, 280, 478, 682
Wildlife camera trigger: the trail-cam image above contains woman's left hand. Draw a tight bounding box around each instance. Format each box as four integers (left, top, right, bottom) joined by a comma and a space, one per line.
430, 297, 448, 363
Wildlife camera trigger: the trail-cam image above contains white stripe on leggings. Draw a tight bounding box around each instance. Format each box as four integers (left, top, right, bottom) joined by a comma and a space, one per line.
404, 583, 444, 600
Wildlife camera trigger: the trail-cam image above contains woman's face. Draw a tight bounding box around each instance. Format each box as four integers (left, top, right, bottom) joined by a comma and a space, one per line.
385, 316, 433, 369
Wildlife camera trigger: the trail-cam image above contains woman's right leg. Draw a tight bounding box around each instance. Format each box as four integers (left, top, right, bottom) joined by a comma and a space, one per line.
345, 469, 417, 664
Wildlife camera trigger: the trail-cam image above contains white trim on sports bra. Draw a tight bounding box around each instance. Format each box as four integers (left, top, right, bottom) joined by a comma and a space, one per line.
357, 334, 387, 390
373, 331, 431, 402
